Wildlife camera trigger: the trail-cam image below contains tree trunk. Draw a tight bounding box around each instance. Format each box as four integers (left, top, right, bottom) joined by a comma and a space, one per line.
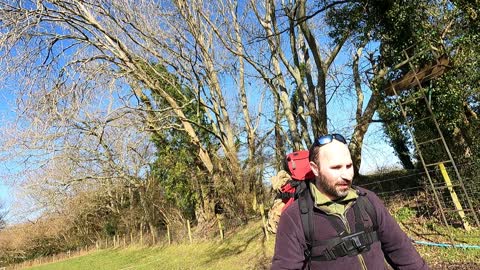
194, 175, 216, 226
383, 121, 415, 169
274, 97, 286, 170
350, 46, 381, 175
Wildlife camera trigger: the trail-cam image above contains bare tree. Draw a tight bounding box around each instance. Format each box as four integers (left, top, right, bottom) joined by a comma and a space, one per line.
0, 200, 6, 230
0, 0, 273, 223
245, 0, 375, 153
0, 0, 399, 228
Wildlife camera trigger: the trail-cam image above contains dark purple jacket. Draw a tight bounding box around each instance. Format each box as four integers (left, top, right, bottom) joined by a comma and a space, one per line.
271, 187, 428, 270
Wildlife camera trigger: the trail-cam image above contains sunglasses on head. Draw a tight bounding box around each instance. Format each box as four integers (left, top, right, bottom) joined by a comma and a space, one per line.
312, 133, 347, 147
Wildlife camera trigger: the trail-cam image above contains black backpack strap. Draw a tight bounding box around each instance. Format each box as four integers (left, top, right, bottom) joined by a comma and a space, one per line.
354, 188, 378, 231
278, 192, 295, 200
310, 230, 379, 261
300, 186, 380, 264
298, 184, 345, 265
294, 180, 308, 199
298, 185, 314, 268
307, 188, 380, 262
353, 200, 365, 233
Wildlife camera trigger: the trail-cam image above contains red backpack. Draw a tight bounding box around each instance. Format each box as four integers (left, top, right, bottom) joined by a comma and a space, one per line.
267, 150, 315, 234
279, 150, 315, 210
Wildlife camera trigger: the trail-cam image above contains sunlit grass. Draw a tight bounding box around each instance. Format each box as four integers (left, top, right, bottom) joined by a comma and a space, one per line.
26, 220, 275, 270
23, 217, 480, 269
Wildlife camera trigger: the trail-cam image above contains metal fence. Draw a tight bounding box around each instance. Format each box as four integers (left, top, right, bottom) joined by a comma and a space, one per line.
357, 160, 480, 244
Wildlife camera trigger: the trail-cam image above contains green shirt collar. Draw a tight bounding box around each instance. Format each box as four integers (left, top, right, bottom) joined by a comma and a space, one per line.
309, 182, 358, 215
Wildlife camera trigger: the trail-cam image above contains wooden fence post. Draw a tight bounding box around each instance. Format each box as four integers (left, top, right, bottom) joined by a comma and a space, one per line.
216, 214, 224, 240
151, 230, 156, 245
187, 220, 193, 244
167, 224, 171, 245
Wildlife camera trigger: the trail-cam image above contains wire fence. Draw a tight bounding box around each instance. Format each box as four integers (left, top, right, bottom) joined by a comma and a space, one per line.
357, 160, 480, 244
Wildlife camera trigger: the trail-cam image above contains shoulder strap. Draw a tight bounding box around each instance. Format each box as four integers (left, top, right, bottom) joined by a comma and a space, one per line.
298, 184, 344, 259
300, 186, 380, 263
298, 183, 315, 270
355, 189, 378, 231
353, 199, 366, 233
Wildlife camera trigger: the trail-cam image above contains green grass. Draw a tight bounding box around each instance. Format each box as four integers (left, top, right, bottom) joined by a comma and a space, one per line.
23, 219, 480, 270
417, 245, 480, 265
394, 206, 417, 223
25, 220, 275, 270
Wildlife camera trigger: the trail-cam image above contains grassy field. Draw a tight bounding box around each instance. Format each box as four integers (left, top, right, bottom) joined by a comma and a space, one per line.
24, 220, 275, 270
21, 219, 480, 270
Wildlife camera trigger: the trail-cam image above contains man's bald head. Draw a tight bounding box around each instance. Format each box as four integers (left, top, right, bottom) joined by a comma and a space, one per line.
309, 139, 354, 200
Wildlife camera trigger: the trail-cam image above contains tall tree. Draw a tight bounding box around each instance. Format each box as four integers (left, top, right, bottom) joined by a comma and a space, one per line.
146, 64, 212, 221
0, 200, 6, 230
0, 0, 265, 223
248, 0, 350, 150
370, 0, 480, 167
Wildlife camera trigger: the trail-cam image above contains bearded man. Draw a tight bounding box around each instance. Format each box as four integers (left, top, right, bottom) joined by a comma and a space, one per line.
271, 134, 428, 270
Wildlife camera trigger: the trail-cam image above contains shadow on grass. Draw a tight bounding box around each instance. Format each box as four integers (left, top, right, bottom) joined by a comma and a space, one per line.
200, 223, 273, 269
203, 231, 261, 263
255, 231, 273, 270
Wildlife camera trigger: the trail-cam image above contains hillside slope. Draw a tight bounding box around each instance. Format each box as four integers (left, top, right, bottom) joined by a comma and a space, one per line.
22, 219, 480, 270
26, 220, 274, 270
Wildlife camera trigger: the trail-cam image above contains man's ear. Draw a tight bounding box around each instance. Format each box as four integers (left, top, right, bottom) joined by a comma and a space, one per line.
310, 161, 319, 177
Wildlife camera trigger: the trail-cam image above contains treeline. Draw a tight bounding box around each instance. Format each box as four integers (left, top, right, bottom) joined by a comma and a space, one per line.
0, 0, 479, 266
0, 183, 185, 265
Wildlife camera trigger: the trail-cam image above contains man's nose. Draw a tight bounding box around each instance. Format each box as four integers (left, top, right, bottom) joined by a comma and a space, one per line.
341, 168, 354, 181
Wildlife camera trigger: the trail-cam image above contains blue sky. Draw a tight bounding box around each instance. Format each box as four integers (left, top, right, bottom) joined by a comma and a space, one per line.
0, 91, 15, 217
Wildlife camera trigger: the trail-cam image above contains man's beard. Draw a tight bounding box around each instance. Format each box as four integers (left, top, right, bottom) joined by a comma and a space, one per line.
317, 175, 350, 199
